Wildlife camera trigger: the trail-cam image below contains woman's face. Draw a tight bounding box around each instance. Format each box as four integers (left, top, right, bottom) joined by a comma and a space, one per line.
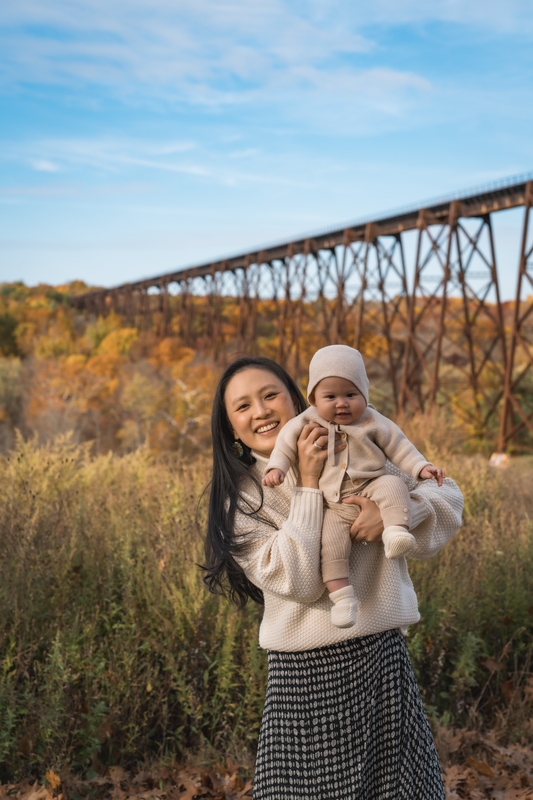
225, 367, 298, 458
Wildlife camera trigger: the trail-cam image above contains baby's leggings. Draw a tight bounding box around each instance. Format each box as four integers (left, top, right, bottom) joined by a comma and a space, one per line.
321, 475, 413, 582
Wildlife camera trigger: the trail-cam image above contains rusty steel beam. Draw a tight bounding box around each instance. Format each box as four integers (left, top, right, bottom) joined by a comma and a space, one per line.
498, 181, 533, 452
398, 202, 507, 437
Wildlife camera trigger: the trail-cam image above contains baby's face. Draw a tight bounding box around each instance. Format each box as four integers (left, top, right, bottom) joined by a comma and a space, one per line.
312, 376, 367, 425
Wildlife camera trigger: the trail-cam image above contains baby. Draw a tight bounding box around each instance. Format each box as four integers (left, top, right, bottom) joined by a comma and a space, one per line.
262, 345, 445, 629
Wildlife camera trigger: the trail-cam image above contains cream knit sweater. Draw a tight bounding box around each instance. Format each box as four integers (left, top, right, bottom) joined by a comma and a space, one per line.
265, 405, 431, 502
235, 455, 463, 652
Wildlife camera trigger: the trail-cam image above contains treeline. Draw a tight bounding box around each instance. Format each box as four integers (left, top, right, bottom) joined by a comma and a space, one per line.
0, 283, 217, 455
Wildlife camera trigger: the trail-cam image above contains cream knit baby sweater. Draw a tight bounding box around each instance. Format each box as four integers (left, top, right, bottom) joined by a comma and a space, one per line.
265, 405, 431, 502
235, 456, 463, 652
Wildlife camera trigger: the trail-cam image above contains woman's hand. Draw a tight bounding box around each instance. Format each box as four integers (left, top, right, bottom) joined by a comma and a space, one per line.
342, 495, 384, 542
296, 423, 346, 489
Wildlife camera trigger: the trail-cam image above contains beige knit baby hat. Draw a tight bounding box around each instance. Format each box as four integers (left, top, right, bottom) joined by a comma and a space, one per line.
307, 345, 369, 404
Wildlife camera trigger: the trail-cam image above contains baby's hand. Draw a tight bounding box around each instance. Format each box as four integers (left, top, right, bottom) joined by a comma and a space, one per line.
419, 464, 446, 487
262, 469, 286, 487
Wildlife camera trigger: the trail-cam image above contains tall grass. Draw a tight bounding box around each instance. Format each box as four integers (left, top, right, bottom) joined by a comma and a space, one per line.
0, 423, 532, 780
0, 435, 265, 780
402, 411, 533, 738
408, 454, 533, 733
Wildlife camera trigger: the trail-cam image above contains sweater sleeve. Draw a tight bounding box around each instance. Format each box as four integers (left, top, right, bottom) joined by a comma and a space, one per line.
384, 461, 463, 558
265, 414, 306, 476
374, 413, 432, 479
235, 486, 326, 603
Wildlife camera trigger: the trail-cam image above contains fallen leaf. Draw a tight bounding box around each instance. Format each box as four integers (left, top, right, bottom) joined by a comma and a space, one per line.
237, 780, 253, 797
18, 783, 52, 800
44, 772, 61, 792
465, 757, 494, 778
108, 766, 129, 785
178, 778, 201, 799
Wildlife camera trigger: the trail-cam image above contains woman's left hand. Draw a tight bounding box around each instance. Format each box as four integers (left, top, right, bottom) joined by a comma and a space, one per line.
342, 495, 384, 542
296, 423, 346, 489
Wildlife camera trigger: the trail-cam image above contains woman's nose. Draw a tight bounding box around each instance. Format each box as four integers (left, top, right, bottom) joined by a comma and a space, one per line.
252, 400, 270, 417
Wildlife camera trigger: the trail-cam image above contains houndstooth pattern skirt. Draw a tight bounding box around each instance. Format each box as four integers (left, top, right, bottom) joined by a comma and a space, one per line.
253, 629, 445, 800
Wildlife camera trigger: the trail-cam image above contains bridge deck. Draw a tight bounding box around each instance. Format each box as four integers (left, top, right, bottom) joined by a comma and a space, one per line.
75, 172, 532, 297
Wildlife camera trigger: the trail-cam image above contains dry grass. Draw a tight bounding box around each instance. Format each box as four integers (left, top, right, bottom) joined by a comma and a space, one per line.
0, 435, 265, 780
0, 414, 531, 784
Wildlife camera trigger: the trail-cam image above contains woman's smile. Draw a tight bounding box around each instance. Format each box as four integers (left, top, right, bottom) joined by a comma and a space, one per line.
255, 421, 279, 434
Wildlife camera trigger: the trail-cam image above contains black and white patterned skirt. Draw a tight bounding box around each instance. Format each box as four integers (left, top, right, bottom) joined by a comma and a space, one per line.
253, 629, 445, 800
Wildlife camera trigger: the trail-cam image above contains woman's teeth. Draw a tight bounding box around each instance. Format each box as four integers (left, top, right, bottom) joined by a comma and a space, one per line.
256, 422, 278, 434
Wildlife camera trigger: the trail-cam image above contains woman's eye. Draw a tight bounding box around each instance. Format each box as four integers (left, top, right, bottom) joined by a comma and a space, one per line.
265, 392, 278, 399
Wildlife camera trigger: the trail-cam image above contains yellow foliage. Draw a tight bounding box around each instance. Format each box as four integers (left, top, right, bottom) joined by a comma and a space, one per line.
97, 327, 138, 356
151, 338, 194, 367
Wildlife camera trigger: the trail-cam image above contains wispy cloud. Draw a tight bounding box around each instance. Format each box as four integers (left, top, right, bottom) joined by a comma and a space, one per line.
0, 185, 74, 197
357, 0, 533, 31
1, 0, 531, 135
0, 1, 464, 145
13, 137, 203, 175
0, 1, 371, 94
31, 159, 60, 172
4, 135, 313, 190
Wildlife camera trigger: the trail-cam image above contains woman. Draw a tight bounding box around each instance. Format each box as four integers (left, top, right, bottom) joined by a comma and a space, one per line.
204, 356, 463, 800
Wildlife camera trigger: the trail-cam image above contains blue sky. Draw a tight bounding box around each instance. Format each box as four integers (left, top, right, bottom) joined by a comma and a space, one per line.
1, 0, 532, 298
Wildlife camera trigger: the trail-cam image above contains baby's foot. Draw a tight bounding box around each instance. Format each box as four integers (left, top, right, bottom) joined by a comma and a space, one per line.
329, 585, 358, 628
382, 525, 416, 559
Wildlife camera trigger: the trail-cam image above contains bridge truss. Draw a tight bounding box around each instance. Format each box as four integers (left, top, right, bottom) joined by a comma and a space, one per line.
73, 174, 533, 452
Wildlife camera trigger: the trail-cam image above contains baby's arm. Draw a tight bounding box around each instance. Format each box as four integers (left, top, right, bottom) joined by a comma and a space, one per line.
264, 414, 309, 478
372, 412, 434, 479
419, 464, 446, 487
262, 469, 286, 487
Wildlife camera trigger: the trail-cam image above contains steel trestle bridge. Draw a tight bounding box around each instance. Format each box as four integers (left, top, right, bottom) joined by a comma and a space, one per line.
73, 172, 533, 452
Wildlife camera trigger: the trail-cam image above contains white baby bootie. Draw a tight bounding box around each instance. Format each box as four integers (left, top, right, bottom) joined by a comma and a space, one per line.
382, 525, 416, 559
329, 585, 358, 628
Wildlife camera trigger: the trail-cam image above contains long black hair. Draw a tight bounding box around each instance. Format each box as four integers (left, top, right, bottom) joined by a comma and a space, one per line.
203, 356, 307, 608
